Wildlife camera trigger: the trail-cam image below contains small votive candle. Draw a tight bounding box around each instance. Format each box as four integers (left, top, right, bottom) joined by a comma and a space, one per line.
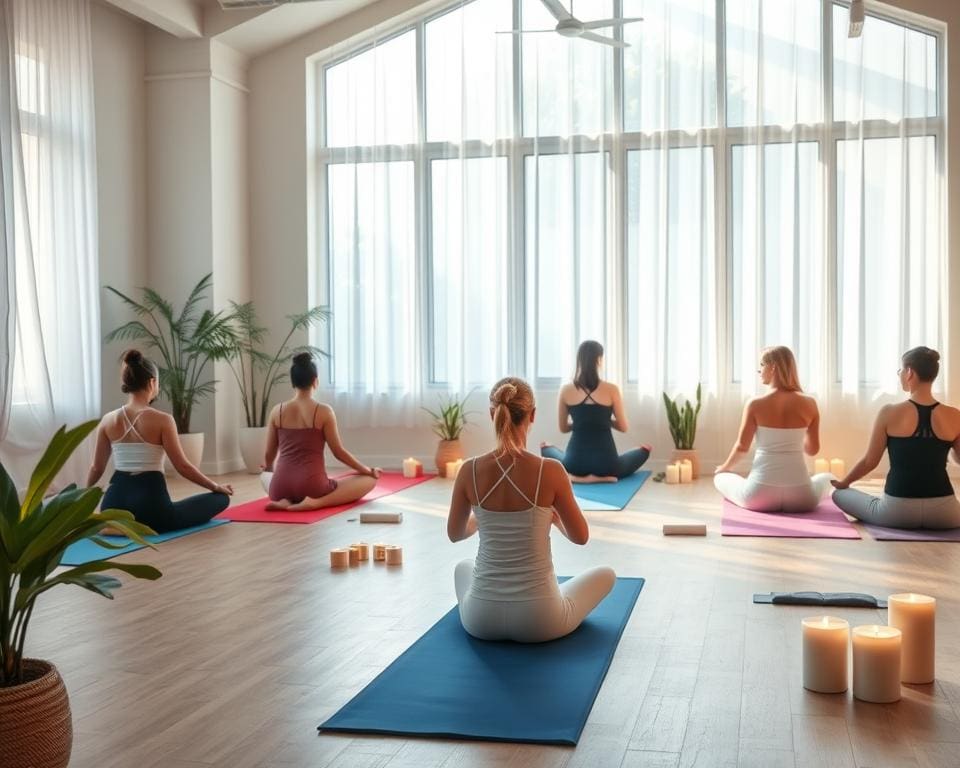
330, 548, 350, 568
350, 542, 369, 562
802, 616, 849, 693
373, 543, 387, 561
888, 593, 936, 684
830, 458, 846, 477
665, 463, 680, 484
852, 625, 902, 703
385, 545, 403, 566
446, 459, 463, 479
679, 460, 693, 484
402, 457, 422, 478
814, 458, 830, 474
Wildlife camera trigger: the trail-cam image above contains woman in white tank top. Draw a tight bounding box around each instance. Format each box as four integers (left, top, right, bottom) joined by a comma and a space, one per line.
714, 347, 833, 513
447, 377, 616, 643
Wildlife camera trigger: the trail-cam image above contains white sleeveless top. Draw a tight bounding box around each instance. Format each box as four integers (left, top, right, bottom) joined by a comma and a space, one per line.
468, 456, 560, 602
111, 407, 165, 473
750, 426, 811, 487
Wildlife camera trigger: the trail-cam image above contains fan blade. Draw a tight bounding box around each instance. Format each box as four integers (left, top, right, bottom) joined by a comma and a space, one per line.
540, 0, 572, 22
495, 29, 559, 34
580, 16, 643, 30
579, 30, 629, 47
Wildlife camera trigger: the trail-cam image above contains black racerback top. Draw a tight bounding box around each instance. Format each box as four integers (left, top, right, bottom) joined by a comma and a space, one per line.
884, 401, 955, 499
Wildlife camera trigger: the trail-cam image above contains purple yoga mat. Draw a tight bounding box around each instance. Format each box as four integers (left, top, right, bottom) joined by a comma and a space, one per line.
721, 499, 861, 539
863, 524, 960, 542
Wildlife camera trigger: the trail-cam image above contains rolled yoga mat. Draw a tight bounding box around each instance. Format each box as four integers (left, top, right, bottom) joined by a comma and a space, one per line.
60, 519, 230, 565
319, 576, 644, 745
217, 471, 433, 524
721, 499, 861, 539
573, 471, 651, 511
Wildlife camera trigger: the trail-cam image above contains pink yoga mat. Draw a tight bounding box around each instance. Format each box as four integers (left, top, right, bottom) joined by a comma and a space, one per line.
863, 524, 960, 542
721, 498, 861, 539
216, 471, 435, 524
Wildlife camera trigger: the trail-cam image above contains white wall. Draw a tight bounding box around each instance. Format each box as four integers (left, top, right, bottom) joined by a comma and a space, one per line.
92, 2, 148, 413
244, 0, 960, 474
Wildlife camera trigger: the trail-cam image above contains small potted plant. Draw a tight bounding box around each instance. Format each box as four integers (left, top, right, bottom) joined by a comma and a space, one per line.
662, 383, 703, 478
104, 273, 237, 470
423, 390, 475, 477
224, 302, 331, 473
0, 421, 161, 768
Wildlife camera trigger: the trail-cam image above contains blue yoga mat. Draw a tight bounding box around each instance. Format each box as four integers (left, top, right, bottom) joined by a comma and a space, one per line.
319, 576, 644, 745
60, 519, 230, 565
574, 471, 651, 510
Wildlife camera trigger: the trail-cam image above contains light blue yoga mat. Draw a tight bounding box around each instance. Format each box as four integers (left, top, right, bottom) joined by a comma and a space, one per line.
319, 576, 644, 745
60, 519, 230, 565
574, 471, 651, 511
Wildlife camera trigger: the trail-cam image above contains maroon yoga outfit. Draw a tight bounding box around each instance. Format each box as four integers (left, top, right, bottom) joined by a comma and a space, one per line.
268, 410, 338, 503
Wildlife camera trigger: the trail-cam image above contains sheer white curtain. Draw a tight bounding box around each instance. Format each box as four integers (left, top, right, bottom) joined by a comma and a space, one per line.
0, 0, 100, 488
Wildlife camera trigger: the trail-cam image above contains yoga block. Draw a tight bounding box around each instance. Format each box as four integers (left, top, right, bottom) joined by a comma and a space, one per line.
360, 511, 403, 524
662, 524, 707, 536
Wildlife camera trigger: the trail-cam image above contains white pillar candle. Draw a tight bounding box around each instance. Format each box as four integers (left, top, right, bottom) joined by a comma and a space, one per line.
888, 593, 936, 684
830, 458, 845, 477
802, 616, 849, 693
852, 625, 902, 703
402, 457, 420, 478
679, 460, 693, 483
665, 463, 680, 484
445, 459, 463, 479
814, 458, 830, 474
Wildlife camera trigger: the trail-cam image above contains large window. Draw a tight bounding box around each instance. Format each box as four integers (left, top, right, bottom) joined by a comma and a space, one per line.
315, 0, 944, 405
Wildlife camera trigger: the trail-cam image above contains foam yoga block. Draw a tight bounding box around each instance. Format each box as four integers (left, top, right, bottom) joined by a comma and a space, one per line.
360, 510, 403, 524
663, 524, 707, 536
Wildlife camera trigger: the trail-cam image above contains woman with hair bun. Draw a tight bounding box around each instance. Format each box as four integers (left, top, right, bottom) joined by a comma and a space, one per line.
714, 346, 832, 513
86, 349, 232, 532
260, 352, 380, 511
447, 376, 616, 643
833, 346, 960, 529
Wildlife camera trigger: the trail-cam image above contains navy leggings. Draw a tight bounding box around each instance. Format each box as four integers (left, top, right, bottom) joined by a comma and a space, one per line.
540, 445, 650, 479
102, 471, 229, 534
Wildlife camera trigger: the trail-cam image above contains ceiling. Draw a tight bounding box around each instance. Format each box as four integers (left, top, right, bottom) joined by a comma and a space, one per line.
103, 0, 382, 58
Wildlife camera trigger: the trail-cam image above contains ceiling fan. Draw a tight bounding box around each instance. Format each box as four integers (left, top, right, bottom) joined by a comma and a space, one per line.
501, 0, 642, 48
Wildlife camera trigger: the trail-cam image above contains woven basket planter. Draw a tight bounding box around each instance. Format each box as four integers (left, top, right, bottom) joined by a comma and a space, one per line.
0, 659, 72, 768
435, 439, 464, 477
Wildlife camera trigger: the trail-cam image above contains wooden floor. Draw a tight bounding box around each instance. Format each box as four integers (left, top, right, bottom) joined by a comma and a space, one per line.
31, 471, 960, 768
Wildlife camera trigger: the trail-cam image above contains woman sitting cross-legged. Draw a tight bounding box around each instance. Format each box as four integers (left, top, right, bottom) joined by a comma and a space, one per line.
714, 346, 833, 513
540, 340, 651, 483
832, 346, 960, 529
261, 352, 380, 511
448, 376, 616, 643
86, 349, 232, 533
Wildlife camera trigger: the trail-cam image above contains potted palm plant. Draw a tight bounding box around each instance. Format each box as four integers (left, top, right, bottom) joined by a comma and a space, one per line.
225, 302, 331, 473
104, 274, 236, 469
424, 390, 475, 477
0, 421, 161, 768
663, 383, 703, 478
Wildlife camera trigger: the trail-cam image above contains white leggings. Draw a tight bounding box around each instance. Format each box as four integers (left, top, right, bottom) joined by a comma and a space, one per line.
454, 559, 616, 643
715, 472, 834, 513
833, 489, 960, 529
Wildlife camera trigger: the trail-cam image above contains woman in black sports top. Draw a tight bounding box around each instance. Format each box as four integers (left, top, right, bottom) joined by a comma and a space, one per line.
832, 346, 960, 529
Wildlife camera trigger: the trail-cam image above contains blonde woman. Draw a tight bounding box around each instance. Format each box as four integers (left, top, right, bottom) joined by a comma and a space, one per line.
714, 346, 833, 512
447, 377, 616, 643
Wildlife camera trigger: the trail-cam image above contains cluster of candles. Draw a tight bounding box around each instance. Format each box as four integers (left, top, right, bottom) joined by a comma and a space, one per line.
814, 457, 846, 476
665, 459, 694, 484
445, 459, 464, 479
402, 457, 424, 478
330, 541, 402, 567
802, 593, 935, 702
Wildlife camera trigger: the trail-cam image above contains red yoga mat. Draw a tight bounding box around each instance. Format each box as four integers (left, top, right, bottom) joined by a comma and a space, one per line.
721, 498, 861, 539
216, 471, 435, 524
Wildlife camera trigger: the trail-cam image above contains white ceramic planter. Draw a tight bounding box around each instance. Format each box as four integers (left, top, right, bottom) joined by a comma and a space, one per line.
172, 432, 205, 476
239, 426, 268, 474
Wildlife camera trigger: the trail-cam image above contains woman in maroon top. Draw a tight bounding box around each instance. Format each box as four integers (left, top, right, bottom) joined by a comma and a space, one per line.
262, 353, 381, 511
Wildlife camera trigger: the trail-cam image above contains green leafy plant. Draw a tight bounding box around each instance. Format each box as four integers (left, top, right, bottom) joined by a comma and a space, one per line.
224, 302, 331, 428
662, 383, 702, 450
0, 421, 161, 686
104, 274, 237, 434
423, 389, 476, 441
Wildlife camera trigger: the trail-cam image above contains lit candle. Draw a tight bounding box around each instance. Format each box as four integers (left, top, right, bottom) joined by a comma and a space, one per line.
888, 593, 936, 684
402, 457, 422, 478
802, 616, 849, 693
665, 463, 680, 484
679, 460, 693, 484
830, 458, 845, 477
445, 459, 463, 479
814, 458, 830, 474
852, 625, 902, 703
